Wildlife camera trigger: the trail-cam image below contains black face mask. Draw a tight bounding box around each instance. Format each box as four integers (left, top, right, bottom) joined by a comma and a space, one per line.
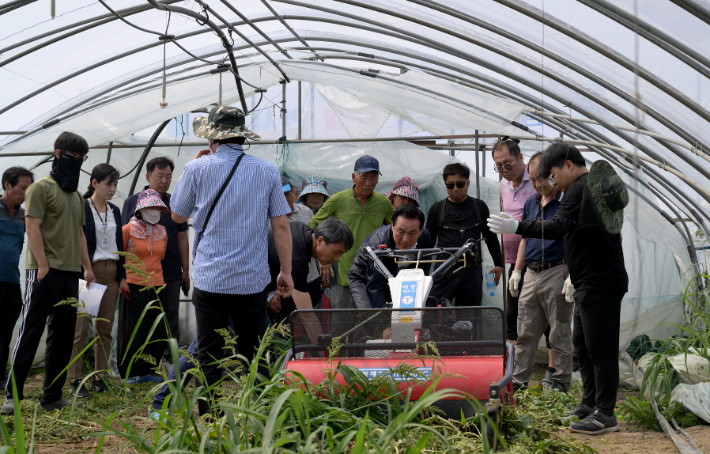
50, 151, 83, 192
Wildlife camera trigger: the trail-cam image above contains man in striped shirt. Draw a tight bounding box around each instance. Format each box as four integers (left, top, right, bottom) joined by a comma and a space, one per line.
171, 105, 293, 415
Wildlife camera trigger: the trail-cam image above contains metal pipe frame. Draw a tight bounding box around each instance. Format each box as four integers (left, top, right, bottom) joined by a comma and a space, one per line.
2, 8, 708, 202
260, 0, 323, 62
195, 0, 290, 82
577, 0, 710, 78
0, 0, 35, 16
218, 0, 292, 60
4, 1, 708, 179
145, 0, 249, 114
129, 119, 171, 195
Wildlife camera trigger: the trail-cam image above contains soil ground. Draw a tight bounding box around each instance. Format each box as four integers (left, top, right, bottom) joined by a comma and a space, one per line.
8, 366, 710, 453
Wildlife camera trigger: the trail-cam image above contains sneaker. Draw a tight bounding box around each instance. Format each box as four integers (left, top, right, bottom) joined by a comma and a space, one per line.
567, 402, 593, 419
91, 377, 109, 393
569, 409, 620, 435
40, 397, 83, 412
69, 380, 89, 398
0, 399, 15, 415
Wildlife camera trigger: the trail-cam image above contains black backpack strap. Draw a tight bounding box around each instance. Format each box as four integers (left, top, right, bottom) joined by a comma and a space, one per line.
194, 152, 246, 252
438, 198, 483, 234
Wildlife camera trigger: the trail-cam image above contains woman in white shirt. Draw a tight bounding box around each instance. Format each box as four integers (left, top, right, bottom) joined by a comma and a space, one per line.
68, 164, 126, 397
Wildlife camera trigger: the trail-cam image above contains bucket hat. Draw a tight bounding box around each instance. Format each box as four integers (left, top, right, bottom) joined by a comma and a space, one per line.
386, 176, 420, 207
299, 175, 329, 203
588, 160, 628, 234
134, 189, 169, 215
192, 105, 260, 141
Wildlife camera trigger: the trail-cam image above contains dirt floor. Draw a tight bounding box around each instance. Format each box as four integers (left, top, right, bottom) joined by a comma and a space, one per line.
12, 367, 710, 453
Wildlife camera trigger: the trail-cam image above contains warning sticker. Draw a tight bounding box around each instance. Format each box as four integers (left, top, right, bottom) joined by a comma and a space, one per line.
357, 367, 432, 381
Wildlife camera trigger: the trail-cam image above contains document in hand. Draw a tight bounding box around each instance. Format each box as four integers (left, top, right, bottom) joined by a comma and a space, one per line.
78, 279, 107, 317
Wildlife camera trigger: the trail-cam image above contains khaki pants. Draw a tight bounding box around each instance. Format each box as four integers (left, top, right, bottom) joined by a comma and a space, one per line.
69, 260, 119, 380
513, 264, 573, 385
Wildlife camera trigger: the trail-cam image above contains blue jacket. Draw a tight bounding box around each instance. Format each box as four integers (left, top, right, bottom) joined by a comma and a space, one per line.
348, 225, 431, 309
0, 199, 25, 284
83, 199, 126, 281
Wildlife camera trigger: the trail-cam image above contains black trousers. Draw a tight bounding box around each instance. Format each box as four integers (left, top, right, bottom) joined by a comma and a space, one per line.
6, 269, 78, 404
429, 265, 482, 307
0, 282, 23, 382
163, 279, 182, 347
506, 264, 527, 341
192, 286, 267, 413
117, 283, 167, 378
573, 288, 625, 415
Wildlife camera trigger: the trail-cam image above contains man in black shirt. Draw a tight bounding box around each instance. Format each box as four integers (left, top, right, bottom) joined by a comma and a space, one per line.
267, 217, 353, 327
426, 163, 504, 307
488, 144, 628, 435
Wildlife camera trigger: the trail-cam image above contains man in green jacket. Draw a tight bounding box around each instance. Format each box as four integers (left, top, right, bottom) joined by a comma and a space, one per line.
308, 155, 393, 317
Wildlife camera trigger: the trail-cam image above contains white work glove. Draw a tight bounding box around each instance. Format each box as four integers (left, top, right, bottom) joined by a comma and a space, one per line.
562, 275, 575, 302
508, 270, 522, 297
487, 212, 519, 235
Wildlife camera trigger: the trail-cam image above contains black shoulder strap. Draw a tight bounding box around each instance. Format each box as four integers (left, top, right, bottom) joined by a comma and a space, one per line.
438, 198, 483, 230
194, 152, 246, 252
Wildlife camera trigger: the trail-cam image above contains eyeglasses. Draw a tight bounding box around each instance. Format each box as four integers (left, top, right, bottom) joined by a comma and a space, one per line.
445, 180, 466, 189
493, 161, 516, 173
547, 149, 569, 186
63, 150, 88, 161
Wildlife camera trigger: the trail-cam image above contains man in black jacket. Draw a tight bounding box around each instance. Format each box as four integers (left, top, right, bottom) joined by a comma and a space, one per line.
349, 204, 430, 309
488, 144, 628, 435
426, 163, 504, 307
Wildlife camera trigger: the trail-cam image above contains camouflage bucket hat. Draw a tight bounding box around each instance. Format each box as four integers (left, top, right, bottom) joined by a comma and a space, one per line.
588, 160, 629, 234
193, 105, 261, 141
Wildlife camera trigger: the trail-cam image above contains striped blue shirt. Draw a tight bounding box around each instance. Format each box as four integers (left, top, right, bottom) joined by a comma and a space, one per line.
171, 144, 291, 294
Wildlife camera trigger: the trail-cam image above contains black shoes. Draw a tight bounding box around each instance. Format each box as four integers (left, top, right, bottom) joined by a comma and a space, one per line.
569, 409, 620, 435
41, 397, 82, 412
69, 380, 89, 398
567, 402, 594, 419
92, 376, 109, 393
512, 381, 527, 393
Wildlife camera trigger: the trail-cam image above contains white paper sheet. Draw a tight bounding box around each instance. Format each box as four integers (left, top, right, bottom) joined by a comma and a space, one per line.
78, 279, 107, 317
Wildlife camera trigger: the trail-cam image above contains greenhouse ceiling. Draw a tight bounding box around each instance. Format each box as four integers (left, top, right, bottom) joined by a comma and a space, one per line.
1, 0, 710, 231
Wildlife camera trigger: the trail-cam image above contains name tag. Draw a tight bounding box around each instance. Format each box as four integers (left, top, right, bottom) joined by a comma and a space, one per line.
101, 234, 110, 248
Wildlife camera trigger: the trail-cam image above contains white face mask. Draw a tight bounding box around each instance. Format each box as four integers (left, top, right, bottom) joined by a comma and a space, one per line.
140, 208, 162, 224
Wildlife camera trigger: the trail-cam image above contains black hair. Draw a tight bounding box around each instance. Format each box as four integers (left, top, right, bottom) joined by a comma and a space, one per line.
54, 131, 89, 156
391, 204, 425, 230
2, 166, 34, 191
538, 143, 586, 179
84, 163, 120, 199
527, 151, 543, 172
442, 162, 470, 181
146, 156, 175, 173
314, 217, 354, 250
492, 136, 521, 159
213, 137, 247, 146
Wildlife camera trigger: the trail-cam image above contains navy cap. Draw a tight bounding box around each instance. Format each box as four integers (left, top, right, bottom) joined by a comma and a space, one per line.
280, 176, 292, 193
354, 155, 381, 175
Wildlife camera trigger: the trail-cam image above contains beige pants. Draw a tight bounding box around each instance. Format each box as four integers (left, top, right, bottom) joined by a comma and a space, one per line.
513, 264, 573, 385
69, 260, 119, 380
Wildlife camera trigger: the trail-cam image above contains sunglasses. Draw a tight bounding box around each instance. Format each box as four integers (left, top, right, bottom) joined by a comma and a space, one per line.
547, 149, 570, 186
445, 180, 467, 189
63, 150, 88, 161
493, 161, 516, 173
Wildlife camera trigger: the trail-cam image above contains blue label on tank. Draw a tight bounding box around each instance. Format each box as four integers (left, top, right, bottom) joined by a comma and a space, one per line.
357, 367, 431, 381
400, 281, 417, 309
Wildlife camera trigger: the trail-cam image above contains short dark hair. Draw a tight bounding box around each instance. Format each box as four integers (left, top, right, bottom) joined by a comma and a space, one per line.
214, 137, 246, 146
146, 156, 175, 173
84, 163, 120, 199
527, 151, 543, 172
392, 204, 425, 230
54, 131, 88, 156
2, 166, 34, 190
492, 137, 521, 159
538, 143, 586, 179
315, 217, 354, 250
442, 162, 470, 181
